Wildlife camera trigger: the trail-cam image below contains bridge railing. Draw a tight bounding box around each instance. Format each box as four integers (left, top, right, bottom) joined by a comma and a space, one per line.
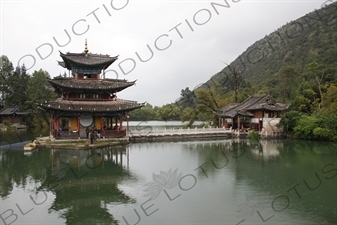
128, 127, 286, 137
128, 127, 233, 136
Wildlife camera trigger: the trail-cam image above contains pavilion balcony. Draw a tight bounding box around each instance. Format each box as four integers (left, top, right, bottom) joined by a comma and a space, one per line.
64, 98, 115, 101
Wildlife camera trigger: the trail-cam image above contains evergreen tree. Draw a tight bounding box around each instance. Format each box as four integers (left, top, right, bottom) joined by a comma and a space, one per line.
128, 103, 158, 121
26, 69, 56, 102
293, 80, 319, 114
321, 84, 337, 114
276, 66, 300, 103
3, 64, 29, 107
0, 55, 14, 106
176, 87, 196, 109
24, 69, 57, 127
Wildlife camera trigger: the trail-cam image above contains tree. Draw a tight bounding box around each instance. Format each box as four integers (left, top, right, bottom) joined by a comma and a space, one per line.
321, 84, 337, 114
293, 115, 319, 139
222, 64, 244, 103
3, 64, 29, 107
0, 55, 14, 106
26, 69, 57, 102
307, 62, 326, 110
180, 107, 197, 127
276, 66, 300, 103
156, 104, 181, 121
294, 113, 337, 141
193, 86, 222, 125
195, 88, 219, 114
277, 110, 302, 132
24, 69, 57, 127
293, 81, 319, 114
176, 87, 196, 109
128, 103, 158, 121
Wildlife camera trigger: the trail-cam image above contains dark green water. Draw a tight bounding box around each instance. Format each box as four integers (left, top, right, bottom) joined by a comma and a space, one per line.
0, 139, 336, 225
0, 127, 50, 147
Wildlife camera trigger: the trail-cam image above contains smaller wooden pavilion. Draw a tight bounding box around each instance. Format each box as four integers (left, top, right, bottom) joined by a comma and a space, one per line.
213, 94, 289, 131
0, 106, 29, 124
39, 41, 144, 139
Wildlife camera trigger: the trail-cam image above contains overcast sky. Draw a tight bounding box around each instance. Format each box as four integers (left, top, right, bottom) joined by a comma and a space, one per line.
1, 0, 326, 106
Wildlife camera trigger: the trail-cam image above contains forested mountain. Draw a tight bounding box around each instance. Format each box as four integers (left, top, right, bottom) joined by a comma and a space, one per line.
175, 2, 337, 141
207, 2, 337, 102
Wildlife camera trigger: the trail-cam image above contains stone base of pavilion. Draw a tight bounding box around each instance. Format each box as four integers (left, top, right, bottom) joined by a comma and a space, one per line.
36, 135, 130, 150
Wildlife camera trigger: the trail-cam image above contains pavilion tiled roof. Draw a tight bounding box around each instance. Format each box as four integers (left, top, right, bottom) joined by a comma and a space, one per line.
48, 78, 136, 93
214, 94, 289, 118
0, 106, 29, 116
38, 99, 144, 113
58, 61, 66, 68
59, 51, 118, 70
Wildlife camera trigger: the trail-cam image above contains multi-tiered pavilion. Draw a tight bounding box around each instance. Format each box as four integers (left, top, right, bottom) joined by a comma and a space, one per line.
39, 41, 144, 139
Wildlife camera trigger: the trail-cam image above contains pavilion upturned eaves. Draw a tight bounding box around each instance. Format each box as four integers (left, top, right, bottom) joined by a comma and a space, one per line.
48, 78, 136, 94
58, 51, 118, 74
39, 99, 144, 115
214, 94, 289, 118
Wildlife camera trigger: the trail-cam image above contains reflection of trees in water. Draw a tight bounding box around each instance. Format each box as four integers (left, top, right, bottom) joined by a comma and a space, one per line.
280, 140, 337, 155
41, 146, 136, 225
182, 139, 337, 224
181, 139, 284, 169
181, 139, 249, 178
0, 150, 50, 198
176, 139, 336, 179
235, 140, 337, 225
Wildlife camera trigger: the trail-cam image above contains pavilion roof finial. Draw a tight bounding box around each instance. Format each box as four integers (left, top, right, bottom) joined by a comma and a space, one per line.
84, 39, 89, 54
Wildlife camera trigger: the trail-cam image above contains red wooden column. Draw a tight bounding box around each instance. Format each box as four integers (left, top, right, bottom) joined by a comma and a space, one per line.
77, 115, 80, 139
55, 117, 58, 131
119, 117, 123, 130
54, 117, 56, 132
50, 113, 54, 139
54, 116, 59, 138
101, 116, 105, 136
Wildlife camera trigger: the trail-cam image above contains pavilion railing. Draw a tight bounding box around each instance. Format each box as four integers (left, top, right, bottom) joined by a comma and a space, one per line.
128, 127, 286, 138
103, 129, 127, 138
54, 130, 79, 139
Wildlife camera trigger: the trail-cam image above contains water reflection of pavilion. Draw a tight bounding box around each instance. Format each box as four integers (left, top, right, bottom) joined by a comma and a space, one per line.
249, 139, 281, 161
44, 147, 135, 225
